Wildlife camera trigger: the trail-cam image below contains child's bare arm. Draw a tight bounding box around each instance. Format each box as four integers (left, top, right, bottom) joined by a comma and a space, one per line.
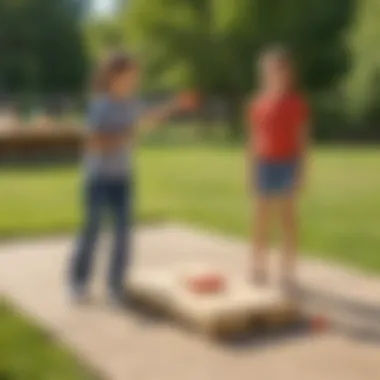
245, 100, 255, 191
137, 100, 178, 132
296, 121, 311, 191
137, 92, 199, 133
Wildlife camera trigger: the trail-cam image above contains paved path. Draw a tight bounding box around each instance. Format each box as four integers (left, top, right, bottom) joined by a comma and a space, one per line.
0, 225, 379, 380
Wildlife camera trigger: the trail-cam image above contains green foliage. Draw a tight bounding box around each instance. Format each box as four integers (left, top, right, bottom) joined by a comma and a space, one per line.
85, 18, 123, 60
346, 0, 380, 115
0, 301, 96, 380
0, 0, 89, 94
121, 0, 354, 92
311, 92, 351, 141
119, 0, 355, 137
256, 0, 355, 90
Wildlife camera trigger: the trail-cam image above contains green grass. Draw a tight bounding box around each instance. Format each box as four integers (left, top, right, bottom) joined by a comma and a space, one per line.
0, 302, 97, 380
0, 146, 379, 272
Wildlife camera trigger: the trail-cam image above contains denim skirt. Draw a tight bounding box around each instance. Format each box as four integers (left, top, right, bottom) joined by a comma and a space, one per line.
256, 160, 298, 196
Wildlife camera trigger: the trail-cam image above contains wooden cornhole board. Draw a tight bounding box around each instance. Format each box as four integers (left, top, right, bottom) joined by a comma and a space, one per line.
128, 266, 301, 339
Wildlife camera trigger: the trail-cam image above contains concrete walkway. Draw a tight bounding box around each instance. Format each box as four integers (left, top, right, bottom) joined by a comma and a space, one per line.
0, 225, 379, 380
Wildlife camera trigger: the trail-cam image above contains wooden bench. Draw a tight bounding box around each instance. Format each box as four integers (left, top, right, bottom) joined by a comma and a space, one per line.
0, 128, 83, 163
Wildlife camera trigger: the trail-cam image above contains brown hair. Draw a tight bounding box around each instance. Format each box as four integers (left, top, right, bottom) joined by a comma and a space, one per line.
258, 44, 299, 89
259, 45, 294, 70
91, 51, 136, 93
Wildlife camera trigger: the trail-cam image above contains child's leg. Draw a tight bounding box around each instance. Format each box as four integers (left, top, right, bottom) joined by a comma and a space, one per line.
106, 177, 132, 297
252, 196, 272, 284
69, 179, 104, 292
278, 195, 298, 285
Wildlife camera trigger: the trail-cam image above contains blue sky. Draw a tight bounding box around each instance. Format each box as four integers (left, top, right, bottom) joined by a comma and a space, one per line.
92, 0, 114, 15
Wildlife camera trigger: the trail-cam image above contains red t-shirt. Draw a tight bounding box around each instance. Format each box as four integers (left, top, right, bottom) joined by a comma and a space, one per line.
249, 92, 309, 161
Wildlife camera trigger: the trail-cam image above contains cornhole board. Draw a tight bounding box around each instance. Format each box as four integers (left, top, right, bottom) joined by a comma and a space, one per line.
128, 266, 300, 339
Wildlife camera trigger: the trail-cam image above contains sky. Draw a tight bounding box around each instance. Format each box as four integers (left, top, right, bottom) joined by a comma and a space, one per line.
92, 0, 115, 15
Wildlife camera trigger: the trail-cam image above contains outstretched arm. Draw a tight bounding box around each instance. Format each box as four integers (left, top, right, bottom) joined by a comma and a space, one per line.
137, 92, 199, 133
137, 99, 178, 132
85, 92, 199, 151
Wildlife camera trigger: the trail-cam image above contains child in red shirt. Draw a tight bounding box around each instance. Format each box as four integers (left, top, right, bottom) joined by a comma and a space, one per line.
247, 46, 310, 292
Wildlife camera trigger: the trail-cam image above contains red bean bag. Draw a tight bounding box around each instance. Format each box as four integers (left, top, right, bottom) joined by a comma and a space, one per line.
185, 273, 226, 294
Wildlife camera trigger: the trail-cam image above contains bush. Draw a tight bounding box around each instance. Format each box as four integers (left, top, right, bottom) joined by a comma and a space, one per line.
311, 92, 352, 141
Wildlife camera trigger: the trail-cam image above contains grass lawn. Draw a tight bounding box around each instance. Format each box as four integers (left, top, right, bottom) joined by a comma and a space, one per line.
0, 145, 379, 272
0, 302, 97, 380
0, 145, 379, 380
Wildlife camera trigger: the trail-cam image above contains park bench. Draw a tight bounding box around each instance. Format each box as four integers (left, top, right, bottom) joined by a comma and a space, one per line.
0, 127, 83, 164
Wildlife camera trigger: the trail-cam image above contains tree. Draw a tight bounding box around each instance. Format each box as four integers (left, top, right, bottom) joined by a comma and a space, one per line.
121, 0, 355, 138
346, 0, 380, 115
86, 18, 124, 60
0, 0, 89, 95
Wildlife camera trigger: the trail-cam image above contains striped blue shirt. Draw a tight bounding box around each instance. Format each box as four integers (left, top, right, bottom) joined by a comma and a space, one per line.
84, 94, 141, 178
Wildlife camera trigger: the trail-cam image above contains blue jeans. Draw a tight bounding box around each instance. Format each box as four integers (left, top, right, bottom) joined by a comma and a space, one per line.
69, 176, 132, 294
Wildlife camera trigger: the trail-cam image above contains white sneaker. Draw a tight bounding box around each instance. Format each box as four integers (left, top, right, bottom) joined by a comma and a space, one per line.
68, 284, 89, 305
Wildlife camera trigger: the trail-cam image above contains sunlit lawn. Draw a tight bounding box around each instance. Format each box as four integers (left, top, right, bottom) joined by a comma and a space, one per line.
0, 302, 96, 380
0, 145, 379, 272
